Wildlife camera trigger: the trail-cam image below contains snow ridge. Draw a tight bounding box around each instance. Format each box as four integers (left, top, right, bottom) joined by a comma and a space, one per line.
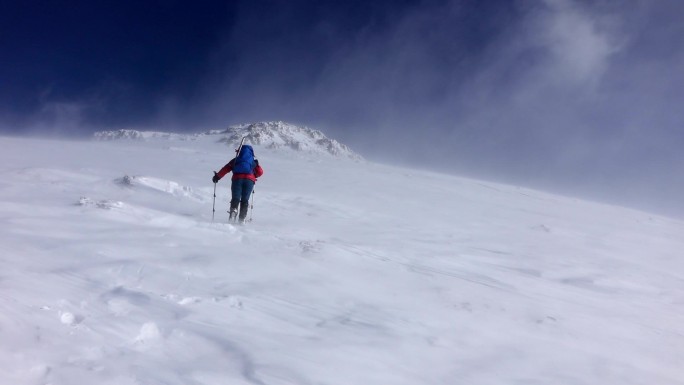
93, 121, 363, 160
220, 121, 363, 160
93, 129, 200, 141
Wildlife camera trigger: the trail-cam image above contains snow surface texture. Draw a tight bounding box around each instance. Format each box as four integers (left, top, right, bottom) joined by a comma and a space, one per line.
1, 129, 683, 385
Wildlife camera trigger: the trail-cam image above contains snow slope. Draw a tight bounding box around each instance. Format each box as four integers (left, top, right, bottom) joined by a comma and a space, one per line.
0, 131, 682, 385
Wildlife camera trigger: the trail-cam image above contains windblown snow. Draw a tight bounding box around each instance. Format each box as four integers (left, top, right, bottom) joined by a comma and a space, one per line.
0, 126, 682, 385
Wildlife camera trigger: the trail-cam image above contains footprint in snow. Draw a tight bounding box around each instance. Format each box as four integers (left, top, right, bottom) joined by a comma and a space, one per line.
77, 196, 124, 210
299, 240, 323, 254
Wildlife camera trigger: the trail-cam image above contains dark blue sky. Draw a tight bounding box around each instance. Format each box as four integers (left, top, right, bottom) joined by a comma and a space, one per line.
0, 1, 232, 126
2, 0, 684, 217
0, 0, 518, 130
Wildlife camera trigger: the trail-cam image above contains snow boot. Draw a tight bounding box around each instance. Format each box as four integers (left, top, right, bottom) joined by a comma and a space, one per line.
229, 201, 239, 221
238, 201, 249, 223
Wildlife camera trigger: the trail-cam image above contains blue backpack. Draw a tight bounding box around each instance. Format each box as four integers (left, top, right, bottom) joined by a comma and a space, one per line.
233, 145, 256, 174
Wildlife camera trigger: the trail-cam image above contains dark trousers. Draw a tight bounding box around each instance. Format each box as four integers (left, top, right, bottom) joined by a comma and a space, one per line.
230, 178, 255, 219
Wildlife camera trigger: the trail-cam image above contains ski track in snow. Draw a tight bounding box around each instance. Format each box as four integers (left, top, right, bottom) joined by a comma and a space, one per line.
0, 135, 683, 385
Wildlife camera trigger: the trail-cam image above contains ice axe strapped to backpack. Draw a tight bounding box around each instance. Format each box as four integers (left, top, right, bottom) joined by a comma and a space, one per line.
232, 145, 256, 174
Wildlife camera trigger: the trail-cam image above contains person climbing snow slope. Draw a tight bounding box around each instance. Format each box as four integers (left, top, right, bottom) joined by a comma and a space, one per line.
212, 144, 264, 223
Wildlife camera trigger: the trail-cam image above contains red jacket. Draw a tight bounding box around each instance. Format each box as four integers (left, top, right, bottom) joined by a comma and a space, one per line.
216, 159, 264, 182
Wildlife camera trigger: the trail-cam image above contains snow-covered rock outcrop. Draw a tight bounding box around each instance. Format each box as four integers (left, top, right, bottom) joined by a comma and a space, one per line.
93, 129, 200, 141
93, 121, 363, 160
220, 121, 363, 160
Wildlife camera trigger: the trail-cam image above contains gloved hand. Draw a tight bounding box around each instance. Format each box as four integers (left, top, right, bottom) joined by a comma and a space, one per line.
254, 159, 259, 166
212, 174, 219, 183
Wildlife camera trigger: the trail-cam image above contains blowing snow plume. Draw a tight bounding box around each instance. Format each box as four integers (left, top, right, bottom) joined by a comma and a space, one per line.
191, 1, 684, 218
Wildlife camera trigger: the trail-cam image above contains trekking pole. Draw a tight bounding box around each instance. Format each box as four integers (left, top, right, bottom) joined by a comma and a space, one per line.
249, 188, 255, 222
212, 172, 217, 222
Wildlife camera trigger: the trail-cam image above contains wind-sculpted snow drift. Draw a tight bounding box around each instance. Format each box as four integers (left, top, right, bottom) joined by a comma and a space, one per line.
0, 131, 682, 385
